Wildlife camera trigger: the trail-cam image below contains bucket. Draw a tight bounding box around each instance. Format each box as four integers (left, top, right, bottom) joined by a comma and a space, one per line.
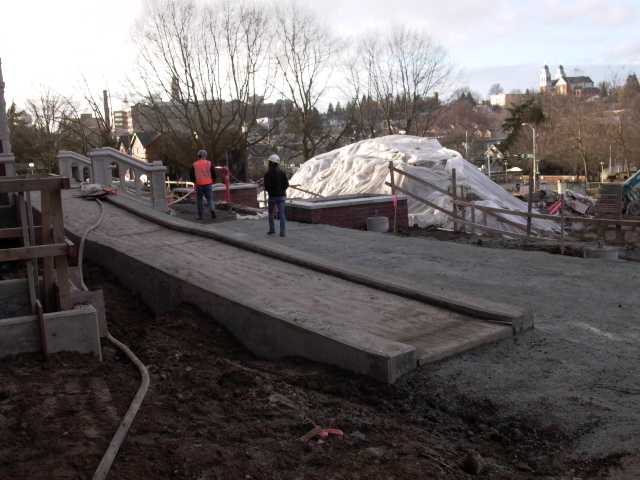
366, 216, 389, 232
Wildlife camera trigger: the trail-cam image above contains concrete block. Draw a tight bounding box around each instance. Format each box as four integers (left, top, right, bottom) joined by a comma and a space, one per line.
0, 278, 34, 319
0, 305, 101, 359
0, 315, 42, 355
43, 305, 102, 360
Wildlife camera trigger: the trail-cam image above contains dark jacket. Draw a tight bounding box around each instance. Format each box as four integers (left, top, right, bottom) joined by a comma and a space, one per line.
264, 169, 289, 198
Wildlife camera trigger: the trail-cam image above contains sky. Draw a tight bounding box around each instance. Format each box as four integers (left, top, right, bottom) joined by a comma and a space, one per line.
1, 0, 639, 112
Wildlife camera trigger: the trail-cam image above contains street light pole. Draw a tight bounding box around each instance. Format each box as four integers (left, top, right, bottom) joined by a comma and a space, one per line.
522, 123, 536, 191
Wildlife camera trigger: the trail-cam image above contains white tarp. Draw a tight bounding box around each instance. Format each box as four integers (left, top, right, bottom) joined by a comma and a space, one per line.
287, 135, 560, 235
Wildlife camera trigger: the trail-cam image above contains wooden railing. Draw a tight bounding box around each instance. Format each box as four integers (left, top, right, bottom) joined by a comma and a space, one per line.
387, 161, 640, 248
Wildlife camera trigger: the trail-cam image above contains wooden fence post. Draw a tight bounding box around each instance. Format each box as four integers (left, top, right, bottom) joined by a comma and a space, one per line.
526, 169, 534, 236
452, 168, 457, 232
560, 196, 565, 255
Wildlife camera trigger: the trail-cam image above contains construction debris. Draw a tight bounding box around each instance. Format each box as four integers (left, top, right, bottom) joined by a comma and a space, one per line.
74, 183, 117, 199
548, 190, 596, 216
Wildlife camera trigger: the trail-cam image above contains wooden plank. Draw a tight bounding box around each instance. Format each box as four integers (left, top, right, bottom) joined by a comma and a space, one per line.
25, 191, 40, 304
289, 185, 324, 198
616, 185, 623, 243
485, 208, 535, 234
450, 199, 640, 227
389, 161, 397, 233
0, 243, 70, 262
390, 165, 545, 234
16, 192, 38, 314
560, 197, 566, 255
386, 182, 465, 222
65, 238, 77, 258
451, 200, 546, 235
40, 190, 56, 312
35, 300, 49, 356
0, 176, 70, 194
49, 190, 72, 311
452, 168, 458, 232
526, 170, 534, 236
0, 226, 42, 239
470, 206, 475, 235
386, 182, 544, 240
390, 166, 452, 197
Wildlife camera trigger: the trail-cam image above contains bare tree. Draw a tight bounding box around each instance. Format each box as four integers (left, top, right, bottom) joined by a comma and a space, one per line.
59, 78, 117, 155
539, 94, 609, 179
23, 87, 72, 172
126, 0, 278, 174
270, 1, 343, 160
352, 25, 458, 136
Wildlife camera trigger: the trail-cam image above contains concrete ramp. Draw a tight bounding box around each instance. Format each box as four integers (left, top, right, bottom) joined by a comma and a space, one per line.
47, 191, 532, 383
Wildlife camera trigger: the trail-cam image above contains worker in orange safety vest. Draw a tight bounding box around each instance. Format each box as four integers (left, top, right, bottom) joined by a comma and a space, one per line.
189, 150, 217, 220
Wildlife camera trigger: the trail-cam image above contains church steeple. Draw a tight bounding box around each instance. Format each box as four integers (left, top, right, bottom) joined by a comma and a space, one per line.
540, 64, 551, 90
0, 58, 11, 154
555, 64, 565, 80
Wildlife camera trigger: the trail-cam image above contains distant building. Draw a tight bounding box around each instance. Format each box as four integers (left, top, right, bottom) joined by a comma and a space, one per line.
540, 65, 599, 98
113, 107, 133, 135
489, 93, 533, 107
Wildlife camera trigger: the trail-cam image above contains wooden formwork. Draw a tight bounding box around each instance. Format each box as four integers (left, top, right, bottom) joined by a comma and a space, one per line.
0, 175, 75, 323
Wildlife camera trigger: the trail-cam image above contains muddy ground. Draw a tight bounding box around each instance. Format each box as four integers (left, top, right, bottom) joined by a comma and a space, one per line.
0, 254, 631, 480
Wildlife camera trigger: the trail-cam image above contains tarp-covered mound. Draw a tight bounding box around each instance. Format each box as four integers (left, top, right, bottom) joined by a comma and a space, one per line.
288, 135, 559, 235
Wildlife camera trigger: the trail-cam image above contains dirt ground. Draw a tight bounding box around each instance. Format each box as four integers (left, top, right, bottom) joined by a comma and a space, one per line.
0, 255, 631, 480
2, 200, 639, 480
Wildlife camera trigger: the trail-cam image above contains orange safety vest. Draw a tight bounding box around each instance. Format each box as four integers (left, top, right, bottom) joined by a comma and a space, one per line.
193, 159, 213, 186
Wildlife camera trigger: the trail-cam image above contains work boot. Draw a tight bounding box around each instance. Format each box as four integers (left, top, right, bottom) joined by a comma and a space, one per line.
210, 210, 216, 219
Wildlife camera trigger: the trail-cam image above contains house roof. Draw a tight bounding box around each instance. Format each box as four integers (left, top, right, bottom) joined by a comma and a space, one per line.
553, 76, 594, 86
118, 134, 132, 150
133, 131, 161, 148
247, 144, 274, 159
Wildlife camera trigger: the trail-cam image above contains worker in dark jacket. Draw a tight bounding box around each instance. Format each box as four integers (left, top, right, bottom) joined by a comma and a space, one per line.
189, 150, 217, 220
264, 154, 289, 237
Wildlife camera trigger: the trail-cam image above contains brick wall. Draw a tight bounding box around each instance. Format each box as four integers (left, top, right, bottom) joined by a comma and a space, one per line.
182, 184, 259, 208
287, 198, 408, 230
212, 186, 259, 208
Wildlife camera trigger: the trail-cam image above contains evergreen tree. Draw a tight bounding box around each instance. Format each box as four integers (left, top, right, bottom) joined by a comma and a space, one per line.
499, 97, 545, 153
598, 81, 608, 97
623, 73, 640, 100
7, 102, 37, 162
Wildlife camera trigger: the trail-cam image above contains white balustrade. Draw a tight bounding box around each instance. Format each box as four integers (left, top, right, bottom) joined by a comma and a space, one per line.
57, 150, 93, 183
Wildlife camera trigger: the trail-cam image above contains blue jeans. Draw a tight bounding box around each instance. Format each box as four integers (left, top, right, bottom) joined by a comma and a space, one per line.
196, 184, 215, 219
268, 196, 286, 235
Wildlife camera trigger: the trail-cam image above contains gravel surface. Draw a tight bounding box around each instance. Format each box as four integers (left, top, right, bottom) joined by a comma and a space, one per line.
215, 217, 640, 459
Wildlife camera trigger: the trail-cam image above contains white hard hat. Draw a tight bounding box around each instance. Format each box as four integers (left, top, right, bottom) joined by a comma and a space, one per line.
268, 154, 281, 164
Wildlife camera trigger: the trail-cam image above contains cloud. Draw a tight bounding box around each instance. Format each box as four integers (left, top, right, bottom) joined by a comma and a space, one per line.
606, 40, 640, 65
541, 0, 636, 27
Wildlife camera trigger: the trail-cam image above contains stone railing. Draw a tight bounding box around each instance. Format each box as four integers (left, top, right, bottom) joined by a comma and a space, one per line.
57, 150, 93, 184
89, 147, 168, 212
